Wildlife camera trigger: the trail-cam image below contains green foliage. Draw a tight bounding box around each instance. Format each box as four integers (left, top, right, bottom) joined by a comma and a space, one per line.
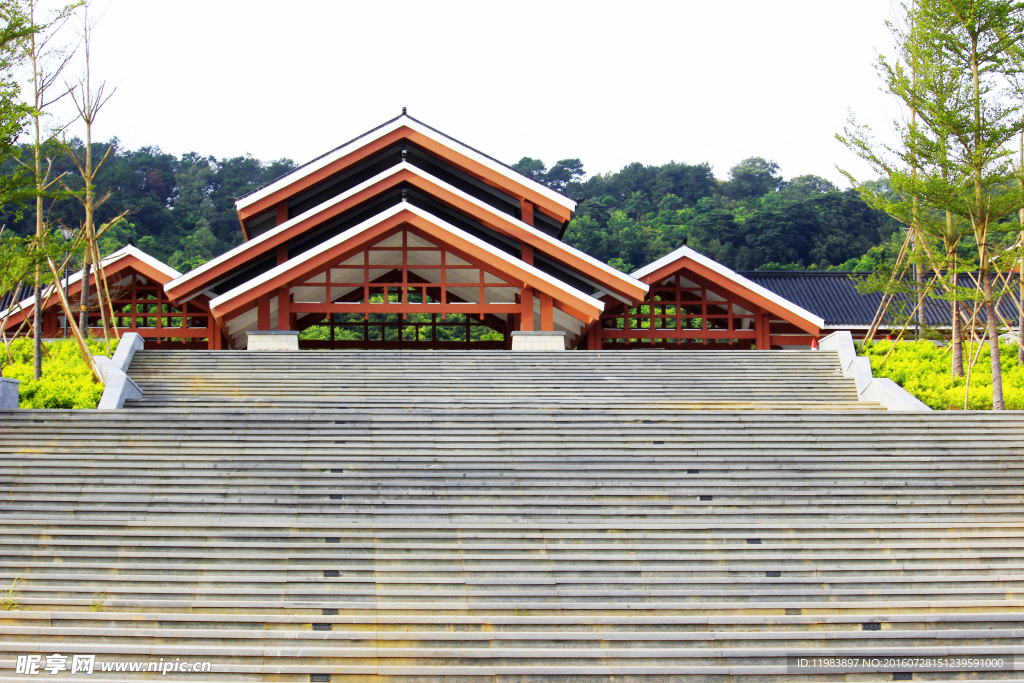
1, 337, 115, 408
0, 141, 295, 271
0, 228, 75, 302
550, 155, 898, 272
0, 1, 37, 212
1, 577, 19, 610
0, 134, 903, 280
299, 311, 504, 344
861, 340, 1024, 409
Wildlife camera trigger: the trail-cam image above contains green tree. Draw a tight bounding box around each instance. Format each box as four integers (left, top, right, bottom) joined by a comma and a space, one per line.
22, 0, 78, 379
0, 1, 34, 209
721, 157, 783, 200
544, 158, 584, 194
511, 157, 546, 182
840, 0, 1024, 407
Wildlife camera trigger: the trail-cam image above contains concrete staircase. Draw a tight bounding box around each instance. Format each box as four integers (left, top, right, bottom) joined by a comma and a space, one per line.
2, 403, 1024, 681
123, 349, 878, 410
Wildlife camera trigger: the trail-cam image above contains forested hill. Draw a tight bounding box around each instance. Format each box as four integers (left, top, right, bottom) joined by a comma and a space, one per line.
0, 141, 296, 273
0, 140, 900, 274
514, 156, 901, 273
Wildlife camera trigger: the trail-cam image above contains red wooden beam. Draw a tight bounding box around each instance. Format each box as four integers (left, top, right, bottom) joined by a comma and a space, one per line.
600, 328, 757, 340
291, 302, 519, 314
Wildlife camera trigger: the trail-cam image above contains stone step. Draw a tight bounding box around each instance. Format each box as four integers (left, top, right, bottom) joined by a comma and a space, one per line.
3, 344, 1023, 682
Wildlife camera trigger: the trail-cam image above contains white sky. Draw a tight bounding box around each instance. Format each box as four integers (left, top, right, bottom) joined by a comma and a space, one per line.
39, 0, 904, 188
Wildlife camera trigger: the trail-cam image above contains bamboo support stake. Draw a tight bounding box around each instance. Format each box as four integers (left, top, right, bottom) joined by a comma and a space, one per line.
863, 230, 914, 347
878, 270, 943, 368
45, 255, 102, 383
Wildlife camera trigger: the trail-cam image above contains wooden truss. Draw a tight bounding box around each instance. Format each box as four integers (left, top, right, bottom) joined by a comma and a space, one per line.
9, 267, 220, 349
594, 272, 764, 350
251, 227, 532, 349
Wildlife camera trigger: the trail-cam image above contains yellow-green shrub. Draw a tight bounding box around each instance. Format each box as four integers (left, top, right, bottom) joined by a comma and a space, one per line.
860, 340, 1024, 410
2, 338, 118, 409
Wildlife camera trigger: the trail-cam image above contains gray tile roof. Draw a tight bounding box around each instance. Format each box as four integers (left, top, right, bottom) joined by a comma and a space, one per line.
742, 271, 1022, 328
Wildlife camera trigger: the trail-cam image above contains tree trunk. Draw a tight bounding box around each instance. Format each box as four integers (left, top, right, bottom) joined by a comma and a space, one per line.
983, 269, 1004, 410
78, 261, 90, 334
32, 267, 42, 379
951, 271, 964, 377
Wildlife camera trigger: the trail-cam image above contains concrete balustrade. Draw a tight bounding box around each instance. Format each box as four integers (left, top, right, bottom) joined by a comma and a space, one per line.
819, 330, 931, 411
0, 377, 19, 410
94, 333, 145, 410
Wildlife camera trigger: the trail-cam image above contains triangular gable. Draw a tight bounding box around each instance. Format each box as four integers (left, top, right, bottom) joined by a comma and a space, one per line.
235, 114, 576, 228
167, 163, 646, 304
209, 204, 605, 327
1, 245, 181, 327
631, 246, 824, 335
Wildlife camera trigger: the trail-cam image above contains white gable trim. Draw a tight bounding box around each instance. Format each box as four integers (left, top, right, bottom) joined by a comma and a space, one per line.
0, 245, 180, 320
234, 116, 576, 213
209, 203, 604, 316
176, 162, 640, 298
116, 244, 182, 281
631, 245, 825, 329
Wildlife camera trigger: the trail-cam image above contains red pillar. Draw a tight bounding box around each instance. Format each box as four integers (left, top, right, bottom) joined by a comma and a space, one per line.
520, 287, 534, 331
521, 200, 534, 226
521, 243, 534, 265
277, 286, 290, 331
756, 312, 770, 350
257, 295, 270, 330
208, 319, 223, 350
539, 292, 554, 331
276, 201, 288, 226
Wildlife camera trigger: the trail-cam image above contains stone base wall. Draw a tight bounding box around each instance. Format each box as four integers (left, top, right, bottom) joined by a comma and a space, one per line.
247, 331, 300, 351
511, 331, 568, 351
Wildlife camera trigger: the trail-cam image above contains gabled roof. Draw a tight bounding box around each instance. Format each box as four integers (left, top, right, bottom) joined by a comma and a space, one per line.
234, 113, 576, 226
1, 245, 180, 325
632, 245, 825, 333
743, 270, 1020, 328
209, 203, 605, 325
168, 162, 645, 304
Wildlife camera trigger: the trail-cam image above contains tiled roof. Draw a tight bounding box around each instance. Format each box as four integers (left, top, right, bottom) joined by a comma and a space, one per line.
741, 271, 1021, 328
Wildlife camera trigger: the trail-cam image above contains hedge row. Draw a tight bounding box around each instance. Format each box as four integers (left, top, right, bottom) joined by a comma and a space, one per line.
861, 340, 1024, 410
1, 338, 117, 409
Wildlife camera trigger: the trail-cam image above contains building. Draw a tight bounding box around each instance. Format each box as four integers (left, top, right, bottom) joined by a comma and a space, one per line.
5, 112, 827, 351
0, 245, 216, 349
746, 270, 1023, 341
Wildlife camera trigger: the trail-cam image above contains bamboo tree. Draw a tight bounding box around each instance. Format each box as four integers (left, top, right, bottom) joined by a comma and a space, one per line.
21, 0, 78, 380
840, 0, 1024, 407
933, 0, 1024, 409
62, 0, 115, 353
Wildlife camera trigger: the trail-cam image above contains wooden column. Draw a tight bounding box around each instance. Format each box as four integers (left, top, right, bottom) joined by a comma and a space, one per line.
539, 292, 554, 331
521, 287, 534, 331
521, 200, 534, 226
276, 244, 288, 265
521, 243, 534, 265
756, 312, 770, 350
277, 286, 290, 331
276, 201, 289, 225
209, 319, 222, 350
257, 294, 271, 330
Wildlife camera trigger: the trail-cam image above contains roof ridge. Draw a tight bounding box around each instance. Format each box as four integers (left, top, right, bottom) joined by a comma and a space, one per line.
234, 113, 405, 203
234, 112, 575, 206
